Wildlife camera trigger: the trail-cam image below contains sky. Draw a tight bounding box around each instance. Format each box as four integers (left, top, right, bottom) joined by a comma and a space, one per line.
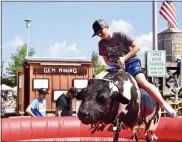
1, 1, 182, 73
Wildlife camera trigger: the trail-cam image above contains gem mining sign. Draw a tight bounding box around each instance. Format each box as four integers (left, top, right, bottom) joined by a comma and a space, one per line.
147, 50, 166, 77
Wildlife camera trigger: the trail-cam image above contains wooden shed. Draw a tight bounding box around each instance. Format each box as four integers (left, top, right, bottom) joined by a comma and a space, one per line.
17, 57, 93, 116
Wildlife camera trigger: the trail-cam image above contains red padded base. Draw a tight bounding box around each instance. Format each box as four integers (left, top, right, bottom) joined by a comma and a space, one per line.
2, 116, 182, 141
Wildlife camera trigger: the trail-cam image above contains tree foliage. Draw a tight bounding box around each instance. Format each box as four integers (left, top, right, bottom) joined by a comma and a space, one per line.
91, 51, 105, 76
5, 44, 35, 86
1, 77, 15, 87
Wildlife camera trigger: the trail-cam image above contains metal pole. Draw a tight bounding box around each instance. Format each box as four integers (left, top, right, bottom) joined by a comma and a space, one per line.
27, 25, 30, 57
24, 19, 31, 57
153, 0, 158, 51
152, 0, 158, 86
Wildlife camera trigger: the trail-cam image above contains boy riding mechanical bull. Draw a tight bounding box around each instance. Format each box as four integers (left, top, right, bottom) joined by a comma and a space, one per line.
76, 19, 177, 141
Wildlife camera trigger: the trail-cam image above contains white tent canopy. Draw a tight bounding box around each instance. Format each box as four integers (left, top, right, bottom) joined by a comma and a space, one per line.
12, 86, 17, 91
0, 84, 13, 91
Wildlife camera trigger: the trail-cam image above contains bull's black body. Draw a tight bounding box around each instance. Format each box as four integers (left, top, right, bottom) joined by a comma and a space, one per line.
77, 69, 161, 141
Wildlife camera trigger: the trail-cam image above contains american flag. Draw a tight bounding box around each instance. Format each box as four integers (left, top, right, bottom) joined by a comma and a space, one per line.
159, 1, 177, 29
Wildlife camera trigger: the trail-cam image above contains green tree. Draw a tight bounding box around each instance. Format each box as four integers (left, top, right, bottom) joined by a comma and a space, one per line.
1, 61, 5, 77
91, 51, 105, 76
1, 77, 15, 87
5, 44, 35, 86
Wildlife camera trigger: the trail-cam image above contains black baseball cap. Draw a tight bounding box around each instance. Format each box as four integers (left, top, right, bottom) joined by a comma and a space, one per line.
38, 88, 49, 95
68, 87, 79, 98
92, 19, 108, 37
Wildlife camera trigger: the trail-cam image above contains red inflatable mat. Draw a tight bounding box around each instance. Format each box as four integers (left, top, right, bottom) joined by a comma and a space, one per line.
2, 116, 182, 141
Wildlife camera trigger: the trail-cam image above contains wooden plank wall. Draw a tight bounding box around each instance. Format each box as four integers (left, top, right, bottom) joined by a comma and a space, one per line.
27, 62, 93, 114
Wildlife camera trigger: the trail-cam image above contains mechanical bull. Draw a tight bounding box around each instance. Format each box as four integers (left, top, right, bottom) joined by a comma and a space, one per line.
76, 68, 161, 141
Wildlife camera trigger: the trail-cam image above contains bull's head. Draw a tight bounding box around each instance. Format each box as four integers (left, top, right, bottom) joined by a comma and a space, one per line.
77, 76, 132, 125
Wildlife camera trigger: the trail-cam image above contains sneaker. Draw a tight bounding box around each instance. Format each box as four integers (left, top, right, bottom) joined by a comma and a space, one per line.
162, 103, 177, 117
171, 111, 178, 118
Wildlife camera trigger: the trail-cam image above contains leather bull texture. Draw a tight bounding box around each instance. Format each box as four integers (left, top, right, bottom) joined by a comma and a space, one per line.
77, 69, 161, 140
2, 116, 182, 141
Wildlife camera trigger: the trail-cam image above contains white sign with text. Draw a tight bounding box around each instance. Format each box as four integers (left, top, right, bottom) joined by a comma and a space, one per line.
147, 50, 166, 77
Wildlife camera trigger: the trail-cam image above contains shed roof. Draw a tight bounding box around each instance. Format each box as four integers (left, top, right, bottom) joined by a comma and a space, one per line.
25, 57, 92, 63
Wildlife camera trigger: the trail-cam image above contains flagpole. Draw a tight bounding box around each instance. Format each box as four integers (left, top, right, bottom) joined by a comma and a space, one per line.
152, 0, 158, 86
153, 0, 158, 51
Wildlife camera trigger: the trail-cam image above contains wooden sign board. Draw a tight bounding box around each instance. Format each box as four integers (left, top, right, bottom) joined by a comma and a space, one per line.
33, 67, 87, 75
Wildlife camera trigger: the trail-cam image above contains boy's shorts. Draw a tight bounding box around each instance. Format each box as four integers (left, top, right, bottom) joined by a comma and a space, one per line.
125, 58, 143, 78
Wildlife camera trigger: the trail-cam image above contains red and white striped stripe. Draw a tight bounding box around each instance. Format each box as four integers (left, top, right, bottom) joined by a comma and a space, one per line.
159, 1, 177, 29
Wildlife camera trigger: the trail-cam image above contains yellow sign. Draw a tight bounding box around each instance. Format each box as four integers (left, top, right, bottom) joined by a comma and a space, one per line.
172, 40, 182, 55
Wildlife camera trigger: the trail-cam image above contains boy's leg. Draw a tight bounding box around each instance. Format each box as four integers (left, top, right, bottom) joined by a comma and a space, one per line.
125, 59, 176, 117
135, 73, 177, 117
